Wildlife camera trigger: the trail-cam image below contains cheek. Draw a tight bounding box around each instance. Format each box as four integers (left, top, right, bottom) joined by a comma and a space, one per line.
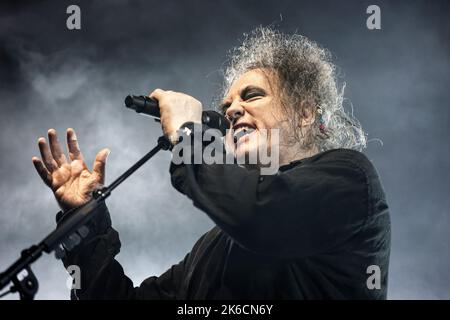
256, 115, 283, 134
255, 104, 285, 130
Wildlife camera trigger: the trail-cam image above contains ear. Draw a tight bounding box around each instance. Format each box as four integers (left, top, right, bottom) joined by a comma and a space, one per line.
300, 102, 316, 127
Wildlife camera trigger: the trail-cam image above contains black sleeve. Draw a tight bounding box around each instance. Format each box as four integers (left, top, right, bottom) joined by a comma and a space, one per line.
170, 124, 370, 258
60, 204, 190, 300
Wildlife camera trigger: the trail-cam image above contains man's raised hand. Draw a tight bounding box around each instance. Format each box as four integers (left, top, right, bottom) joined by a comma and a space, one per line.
32, 128, 110, 211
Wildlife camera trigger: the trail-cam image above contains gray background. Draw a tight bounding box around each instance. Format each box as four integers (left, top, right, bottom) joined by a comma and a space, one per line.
0, 0, 449, 299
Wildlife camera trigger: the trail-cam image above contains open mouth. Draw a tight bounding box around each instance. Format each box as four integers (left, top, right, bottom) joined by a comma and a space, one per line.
233, 125, 256, 144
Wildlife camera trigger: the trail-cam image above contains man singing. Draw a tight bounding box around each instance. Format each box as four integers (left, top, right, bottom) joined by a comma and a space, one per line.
32, 28, 391, 299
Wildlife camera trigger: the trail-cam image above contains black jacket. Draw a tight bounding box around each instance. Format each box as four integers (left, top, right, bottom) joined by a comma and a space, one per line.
61, 146, 390, 299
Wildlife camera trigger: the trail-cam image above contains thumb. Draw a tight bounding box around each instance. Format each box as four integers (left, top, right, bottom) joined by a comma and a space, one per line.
92, 148, 110, 184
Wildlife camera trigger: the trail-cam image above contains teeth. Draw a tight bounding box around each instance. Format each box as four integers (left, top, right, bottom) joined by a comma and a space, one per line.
233, 126, 255, 142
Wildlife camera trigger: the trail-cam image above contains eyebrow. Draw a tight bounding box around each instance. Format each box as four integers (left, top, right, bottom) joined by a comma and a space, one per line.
219, 85, 266, 112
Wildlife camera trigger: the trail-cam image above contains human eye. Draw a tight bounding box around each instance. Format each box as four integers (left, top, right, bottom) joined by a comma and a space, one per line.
243, 87, 266, 101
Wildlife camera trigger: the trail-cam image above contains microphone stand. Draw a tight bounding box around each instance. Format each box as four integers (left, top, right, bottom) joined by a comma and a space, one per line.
0, 135, 172, 300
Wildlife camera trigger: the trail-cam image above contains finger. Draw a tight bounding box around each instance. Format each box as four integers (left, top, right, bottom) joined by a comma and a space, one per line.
92, 148, 110, 185
149, 88, 166, 101
38, 137, 58, 172
48, 129, 68, 166
32, 156, 53, 187
66, 128, 84, 162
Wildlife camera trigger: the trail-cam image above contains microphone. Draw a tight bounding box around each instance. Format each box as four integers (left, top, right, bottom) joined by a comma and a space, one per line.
125, 95, 229, 136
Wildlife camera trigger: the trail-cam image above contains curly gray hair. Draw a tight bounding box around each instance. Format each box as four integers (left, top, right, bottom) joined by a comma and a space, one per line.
219, 27, 366, 152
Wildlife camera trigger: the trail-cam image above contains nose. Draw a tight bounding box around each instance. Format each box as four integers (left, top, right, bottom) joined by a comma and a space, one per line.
225, 101, 245, 123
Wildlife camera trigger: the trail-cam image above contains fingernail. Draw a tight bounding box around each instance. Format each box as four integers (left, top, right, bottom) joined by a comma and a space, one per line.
70, 131, 77, 141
